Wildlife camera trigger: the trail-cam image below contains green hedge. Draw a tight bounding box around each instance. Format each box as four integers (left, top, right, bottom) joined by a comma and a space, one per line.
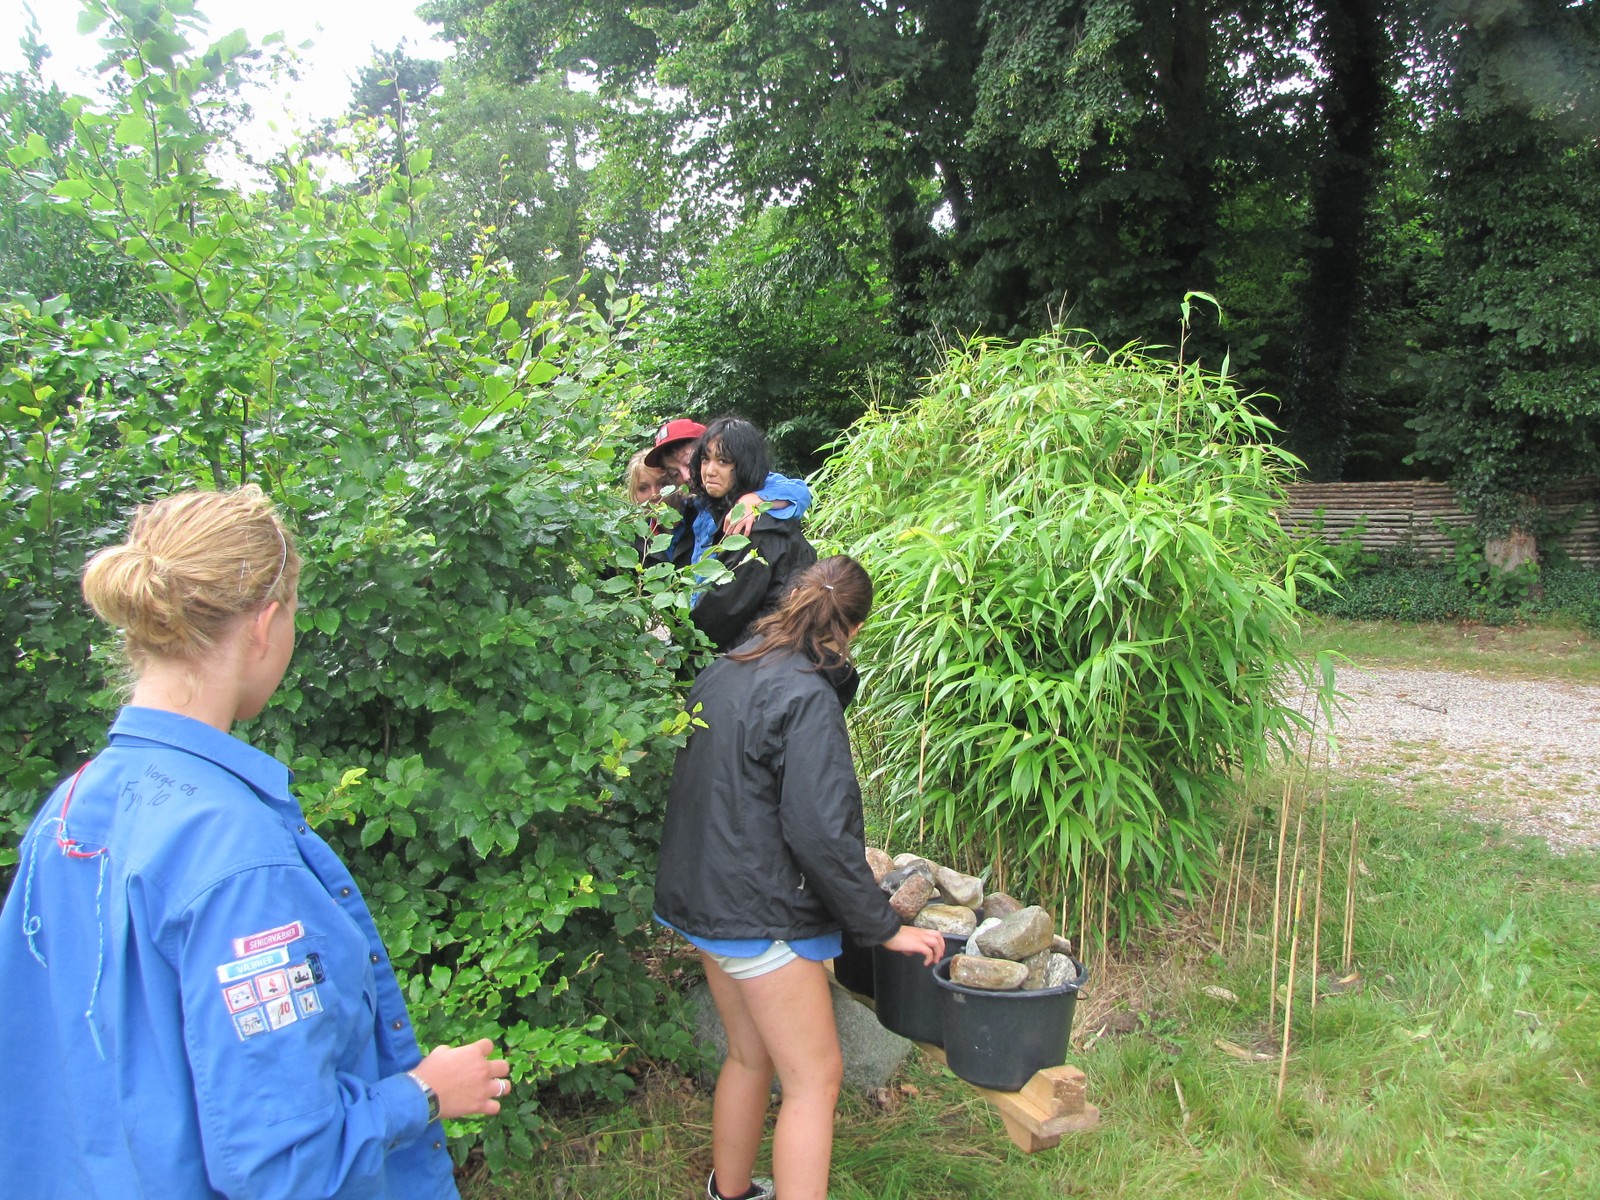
1, 8, 704, 1170
1304, 561, 1600, 633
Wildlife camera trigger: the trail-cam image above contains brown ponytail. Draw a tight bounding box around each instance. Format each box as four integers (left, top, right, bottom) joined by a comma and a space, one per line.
81, 485, 300, 673
727, 555, 872, 670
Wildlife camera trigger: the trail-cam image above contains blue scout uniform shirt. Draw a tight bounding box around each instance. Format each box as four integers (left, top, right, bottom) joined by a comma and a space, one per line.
0, 706, 458, 1200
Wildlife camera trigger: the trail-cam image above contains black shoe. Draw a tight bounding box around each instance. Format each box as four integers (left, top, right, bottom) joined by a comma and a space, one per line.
706, 1170, 776, 1200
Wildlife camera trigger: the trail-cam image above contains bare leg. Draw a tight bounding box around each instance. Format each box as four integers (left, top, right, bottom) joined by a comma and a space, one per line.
702, 952, 775, 1197
703, 953, 842, 1200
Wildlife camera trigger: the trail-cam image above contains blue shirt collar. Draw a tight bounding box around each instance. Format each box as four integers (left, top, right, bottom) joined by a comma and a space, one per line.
107, 707, 293, 801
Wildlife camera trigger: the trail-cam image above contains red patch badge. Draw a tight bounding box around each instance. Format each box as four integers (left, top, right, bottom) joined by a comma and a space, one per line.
232, 921, 304, 957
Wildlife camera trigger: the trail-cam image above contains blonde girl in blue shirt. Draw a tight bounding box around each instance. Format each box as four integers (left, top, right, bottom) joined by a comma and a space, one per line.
0, 486, 511, 1199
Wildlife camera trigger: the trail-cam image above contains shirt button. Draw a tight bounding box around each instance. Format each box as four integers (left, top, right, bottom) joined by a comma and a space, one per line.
340, 887, 351, 897
392, 1019, 404, 1030
433, 1140, 443, 1151
297, 825, 307, 834
370, 953, 380, 963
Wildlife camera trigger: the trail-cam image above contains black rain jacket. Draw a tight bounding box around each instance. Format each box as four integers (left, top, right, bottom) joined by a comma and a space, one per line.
652, 645, 901, 949
688, 512, 817, 653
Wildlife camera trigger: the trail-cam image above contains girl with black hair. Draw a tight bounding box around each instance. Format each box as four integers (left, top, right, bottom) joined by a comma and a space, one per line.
654, 556, 945, 1200
686, 416, 818, 652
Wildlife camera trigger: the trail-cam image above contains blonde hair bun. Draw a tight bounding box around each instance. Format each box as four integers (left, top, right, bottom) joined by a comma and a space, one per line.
82, 485, 300, 669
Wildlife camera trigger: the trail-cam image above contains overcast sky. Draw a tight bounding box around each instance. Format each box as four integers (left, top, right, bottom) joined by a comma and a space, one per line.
0, 0, 451, 155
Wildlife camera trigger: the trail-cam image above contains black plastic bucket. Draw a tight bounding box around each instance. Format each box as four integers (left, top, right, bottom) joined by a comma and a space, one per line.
871, 932, 968, 1045
932, 957, 1088, 1091
831, 939, 876, 997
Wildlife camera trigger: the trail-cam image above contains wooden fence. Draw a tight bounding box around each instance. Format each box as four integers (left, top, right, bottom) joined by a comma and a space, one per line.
1280, 478, 1600, 566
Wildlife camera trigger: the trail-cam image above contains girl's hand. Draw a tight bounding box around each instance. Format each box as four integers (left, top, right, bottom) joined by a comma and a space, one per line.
411, 1038, 512, 1119
883, 925, 947, 965
723, 495, 789, 536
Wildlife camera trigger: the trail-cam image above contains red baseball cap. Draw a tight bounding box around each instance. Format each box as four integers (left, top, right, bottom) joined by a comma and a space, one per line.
644, 418, 707, 468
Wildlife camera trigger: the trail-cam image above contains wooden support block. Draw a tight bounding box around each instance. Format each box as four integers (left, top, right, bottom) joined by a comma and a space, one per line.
917, 1047, 1099, 1151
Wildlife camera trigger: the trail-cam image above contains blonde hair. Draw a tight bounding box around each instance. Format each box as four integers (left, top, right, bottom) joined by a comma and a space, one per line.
626, 448, 665, 497
81, 485, 300, 670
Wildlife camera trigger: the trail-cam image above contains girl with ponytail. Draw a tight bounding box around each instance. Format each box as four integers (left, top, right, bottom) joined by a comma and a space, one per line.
0, 486, 509, 1199
653, 556, 944, 1200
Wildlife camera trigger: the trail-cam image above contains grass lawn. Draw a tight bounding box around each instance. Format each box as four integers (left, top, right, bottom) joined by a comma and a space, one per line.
1298, 616, 1600, 684
462, 766, 1600, 1199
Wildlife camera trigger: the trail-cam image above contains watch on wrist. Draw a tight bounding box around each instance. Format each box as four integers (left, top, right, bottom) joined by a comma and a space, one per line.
406, 1070, 441, 1123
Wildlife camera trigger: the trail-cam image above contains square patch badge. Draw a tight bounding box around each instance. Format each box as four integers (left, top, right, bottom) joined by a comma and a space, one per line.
287, 960, 317, 990
233, 1009, 268, 1040
223, 982, 258, 1014
296, 988, 323, 1017
255, 969, 291, 1003
264, 995, 298, 1031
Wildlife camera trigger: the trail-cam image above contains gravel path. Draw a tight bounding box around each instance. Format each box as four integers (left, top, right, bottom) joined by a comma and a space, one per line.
1308, 666, 1600, 853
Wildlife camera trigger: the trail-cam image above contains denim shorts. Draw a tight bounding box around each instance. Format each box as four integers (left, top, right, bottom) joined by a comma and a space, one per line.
699, 939, 800, 980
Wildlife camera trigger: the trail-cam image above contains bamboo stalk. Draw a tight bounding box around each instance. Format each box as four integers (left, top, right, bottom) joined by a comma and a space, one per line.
1310, 794, 1330, 1015
1245, 829, 1261, 954
1268, 775, 1294, 1025
1078, 856, 1090, 964
915, 675, 932, 845
1277, 868, 1306, 1104
1281, 803, 1307, 1030
1099, 854, 1111, 963
1343, 818, 1360, 973
1219, 810, 1249, 954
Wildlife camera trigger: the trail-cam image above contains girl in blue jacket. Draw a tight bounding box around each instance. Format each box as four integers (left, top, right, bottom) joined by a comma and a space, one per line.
0, 486, 511, 1199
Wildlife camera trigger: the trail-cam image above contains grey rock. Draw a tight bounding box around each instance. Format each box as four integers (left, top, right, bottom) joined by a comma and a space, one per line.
975, 906, 1054, 961
949, 954, 1027, 991
981, 891, 1023, 920
932, 867, 983, 909
1051, 934, 1075, 956
688, 978, 912, 1092
1044, 954, 1079, 990
879, 861, 935, 894
865, 847, 895, 881
888, 874, 936, 921
1021, 948, 1053, 990
892, 853, 930, 869
965, 916, 1003, 957
912, 904, 978, 936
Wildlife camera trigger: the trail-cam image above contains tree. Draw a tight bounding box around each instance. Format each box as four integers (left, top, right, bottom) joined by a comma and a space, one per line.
1413, 0, 1600, 563
341, 45, 443, 184
637, 209, 906, 474
419, 0, 1255, 350
0, 26, 164, 316
419, 2, 1426, 451
417, 67, 598, 314
1279, 0, 1402, 480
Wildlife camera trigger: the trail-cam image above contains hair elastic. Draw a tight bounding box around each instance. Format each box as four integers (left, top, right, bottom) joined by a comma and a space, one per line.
263, 523, 289, 600
823, 584, 834, 591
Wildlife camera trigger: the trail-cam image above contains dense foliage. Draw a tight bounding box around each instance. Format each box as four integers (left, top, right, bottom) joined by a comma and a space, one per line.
1410, 0, 1600, 533
1, 2, 702, 1166
814, 316, 1337, 925
413, 0, 1600, 527
635, 213, 908, 474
